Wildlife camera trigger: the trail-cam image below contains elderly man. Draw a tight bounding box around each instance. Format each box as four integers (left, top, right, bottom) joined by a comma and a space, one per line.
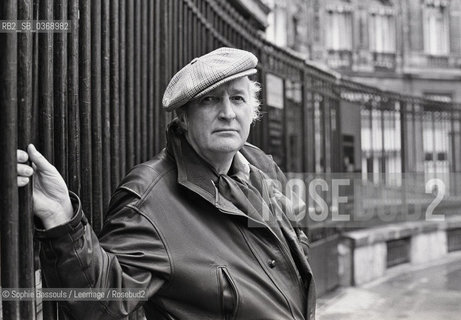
17, 47, 316, 319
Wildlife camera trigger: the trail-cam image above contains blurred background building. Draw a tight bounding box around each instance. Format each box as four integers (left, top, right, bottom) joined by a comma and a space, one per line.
250, 0, 461, 189
262, 0, 461, 102
2, 1, 461, 319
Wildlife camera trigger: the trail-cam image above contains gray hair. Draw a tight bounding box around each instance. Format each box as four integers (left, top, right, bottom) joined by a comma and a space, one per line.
248, 79, 262, 123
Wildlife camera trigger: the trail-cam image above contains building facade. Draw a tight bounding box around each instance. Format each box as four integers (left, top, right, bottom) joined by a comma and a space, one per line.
260, 0, 461, 192
306, 0, 461, 102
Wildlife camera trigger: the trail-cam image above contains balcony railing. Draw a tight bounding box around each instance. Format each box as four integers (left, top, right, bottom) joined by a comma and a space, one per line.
327, 49, 353, 69
372, 52, 396, 71
426, 54, 449, 68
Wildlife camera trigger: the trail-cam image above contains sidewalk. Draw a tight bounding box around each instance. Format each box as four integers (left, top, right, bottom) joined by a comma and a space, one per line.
317, 251, 461, 320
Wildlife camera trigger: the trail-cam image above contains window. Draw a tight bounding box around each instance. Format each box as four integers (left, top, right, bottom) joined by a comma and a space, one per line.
266, 0, 287, 47
369, 9, 396, 53
325, 8, 353, 50
423, 1, 449, 55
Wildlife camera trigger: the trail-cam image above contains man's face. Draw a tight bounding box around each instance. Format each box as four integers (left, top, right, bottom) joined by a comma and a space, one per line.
182, 77, 253, 160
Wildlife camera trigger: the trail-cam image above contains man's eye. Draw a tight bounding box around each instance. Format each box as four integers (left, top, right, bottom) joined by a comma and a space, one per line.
232, 96, 245, 102
201, 96, 218, 103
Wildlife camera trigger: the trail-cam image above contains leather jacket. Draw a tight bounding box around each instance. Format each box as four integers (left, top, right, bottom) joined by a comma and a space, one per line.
36, 124, 316, 320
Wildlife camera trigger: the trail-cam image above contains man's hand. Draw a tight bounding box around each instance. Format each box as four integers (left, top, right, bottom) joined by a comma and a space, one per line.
17, 144, 73, 229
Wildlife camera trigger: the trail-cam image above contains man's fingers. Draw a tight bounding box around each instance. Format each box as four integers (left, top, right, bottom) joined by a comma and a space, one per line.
18, 163, 34, 177
17, 177, 30, 187
27, 144, 54, 172
17, 149, 29, 163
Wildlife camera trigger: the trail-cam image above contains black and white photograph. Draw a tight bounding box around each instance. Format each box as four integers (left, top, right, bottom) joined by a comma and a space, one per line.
1, 0, 461, 319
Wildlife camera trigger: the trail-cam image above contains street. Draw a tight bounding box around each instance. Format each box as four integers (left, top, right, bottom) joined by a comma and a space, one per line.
318, 252, 461, 320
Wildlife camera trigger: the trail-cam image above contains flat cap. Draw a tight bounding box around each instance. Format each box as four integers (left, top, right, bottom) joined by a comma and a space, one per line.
162, 47, 258, 111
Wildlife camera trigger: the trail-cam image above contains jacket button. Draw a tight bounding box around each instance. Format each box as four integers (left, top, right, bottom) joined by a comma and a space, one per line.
268, 259, 276, 268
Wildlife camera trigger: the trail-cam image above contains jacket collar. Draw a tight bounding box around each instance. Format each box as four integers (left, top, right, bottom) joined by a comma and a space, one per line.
166, 120, 218, 201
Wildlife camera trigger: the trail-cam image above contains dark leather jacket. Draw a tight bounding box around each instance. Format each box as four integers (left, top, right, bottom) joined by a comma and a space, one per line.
36, 125, 316, 320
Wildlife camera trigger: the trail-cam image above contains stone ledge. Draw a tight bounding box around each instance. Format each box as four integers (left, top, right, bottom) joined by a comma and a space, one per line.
339, 217, 461, 286
444, 216, 461, 229
343, 220, 446, 248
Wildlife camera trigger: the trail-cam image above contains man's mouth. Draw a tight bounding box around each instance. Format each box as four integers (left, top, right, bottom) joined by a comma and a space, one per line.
213, 128, 238, 133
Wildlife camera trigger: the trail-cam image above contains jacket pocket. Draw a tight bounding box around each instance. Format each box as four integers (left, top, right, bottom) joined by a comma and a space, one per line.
217, 266, 239, 320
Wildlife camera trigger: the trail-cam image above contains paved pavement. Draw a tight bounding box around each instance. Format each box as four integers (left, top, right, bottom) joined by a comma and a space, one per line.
317, 252, 461, 320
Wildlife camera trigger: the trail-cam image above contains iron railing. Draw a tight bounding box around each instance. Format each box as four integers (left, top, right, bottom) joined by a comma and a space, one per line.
1, 0, 461, 318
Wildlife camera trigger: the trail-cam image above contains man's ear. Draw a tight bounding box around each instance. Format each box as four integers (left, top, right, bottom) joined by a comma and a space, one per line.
177, 109, 188, 131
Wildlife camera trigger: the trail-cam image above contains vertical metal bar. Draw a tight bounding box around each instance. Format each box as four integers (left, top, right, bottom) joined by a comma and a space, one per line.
79, 0, 93, 223
212, 6, 218, 48
38, 0, 54, 160
192, 3, 197, 57
54, 0, 68, 180
259, 58, 270, 153
38, 2, 56, 316
381, 107, 386, 184
199, 0, 204, 53
0, 0, 19, 318
18, 0, 35, 318
199, 0, 204, 51
301, 79, 307, 172
335, 99, 342, 172
282, 79, 288, 172
101, 0, 111, 216
110, 0, 121, 190
154, 0, 162, 153
164, 0, 174, 139
172, 0, 178, 71
119, 0, 127, 177
183, 0, 189, 65
189, 2, 194, 61
369, 101, 374, 179
134, 0, 142, 164
400, 100, 407, 173
67, 0, 80, 194
168, 0, 174, 65
147, 0, 155, 158
63, 5, 80, 315
91, 0, 103, 231
126, 0, 135, 169
141, 0, 148, 161
321, 95, 327, 173
306, 86, 315, 172
158, 0, 169, 149
206, 2, 213, 52
412, 102, 418, 173
432, 110, 437, 174
448, 110, 454, 192
31, 0, 39, 147
177, 0, 184, 68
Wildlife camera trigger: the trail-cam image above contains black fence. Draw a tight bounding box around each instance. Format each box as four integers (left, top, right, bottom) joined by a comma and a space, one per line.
1, 0, 461, 319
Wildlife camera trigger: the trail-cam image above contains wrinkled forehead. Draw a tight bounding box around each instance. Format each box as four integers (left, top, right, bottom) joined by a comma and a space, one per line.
204, 76, 250, 96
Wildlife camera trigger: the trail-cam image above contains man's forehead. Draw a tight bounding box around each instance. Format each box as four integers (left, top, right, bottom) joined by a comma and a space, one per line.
206, 77, 250, 95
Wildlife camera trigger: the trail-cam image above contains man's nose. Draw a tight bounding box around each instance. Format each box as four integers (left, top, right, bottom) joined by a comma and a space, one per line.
218, 97, 236, 120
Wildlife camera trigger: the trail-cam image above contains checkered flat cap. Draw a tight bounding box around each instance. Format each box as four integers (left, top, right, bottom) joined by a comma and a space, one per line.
162, 47, 258, 111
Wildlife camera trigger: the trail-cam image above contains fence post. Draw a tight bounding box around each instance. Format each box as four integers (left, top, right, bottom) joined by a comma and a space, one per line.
0, 0, 20, 318
18, 0, 35, 318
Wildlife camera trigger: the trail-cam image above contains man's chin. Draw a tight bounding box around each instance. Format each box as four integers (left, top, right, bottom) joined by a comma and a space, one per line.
210, 141, 243, 153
